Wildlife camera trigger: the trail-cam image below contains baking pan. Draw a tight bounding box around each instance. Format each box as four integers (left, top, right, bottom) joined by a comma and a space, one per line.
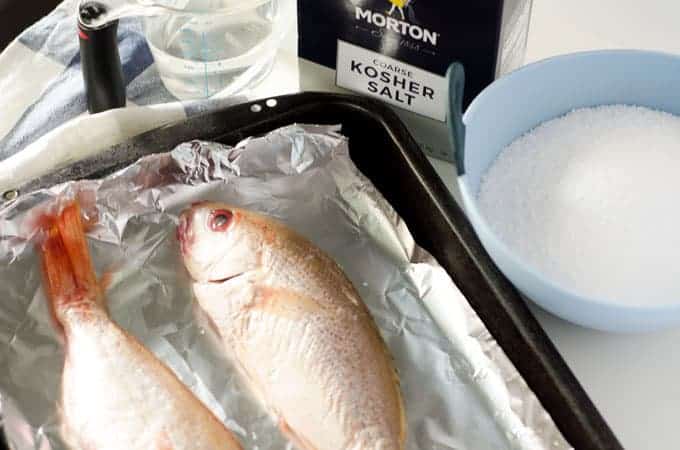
2, 92, 622, 450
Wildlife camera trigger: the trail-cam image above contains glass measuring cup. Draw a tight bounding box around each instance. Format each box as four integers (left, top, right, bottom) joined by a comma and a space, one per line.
144, 0, 293, 99
78, 0, 294, 101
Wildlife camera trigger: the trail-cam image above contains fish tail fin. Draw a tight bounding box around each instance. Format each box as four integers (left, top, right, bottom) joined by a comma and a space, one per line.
57, 202, 99, 294
40, 201, 101, 327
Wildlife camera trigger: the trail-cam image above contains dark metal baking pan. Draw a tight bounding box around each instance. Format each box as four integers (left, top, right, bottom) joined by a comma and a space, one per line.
3, 92, 622, 450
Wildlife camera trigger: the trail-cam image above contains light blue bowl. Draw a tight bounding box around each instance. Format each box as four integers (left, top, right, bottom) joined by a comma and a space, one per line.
447, 50, 680, 333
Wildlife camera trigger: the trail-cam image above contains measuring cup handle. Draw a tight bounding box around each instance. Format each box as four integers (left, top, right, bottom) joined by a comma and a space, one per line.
78, 2, 126, 114
446, 62, 466, 176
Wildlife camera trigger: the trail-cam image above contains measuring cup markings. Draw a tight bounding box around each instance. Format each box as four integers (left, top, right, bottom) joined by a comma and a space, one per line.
81, 0, 293, 99
149, 4, 285, 98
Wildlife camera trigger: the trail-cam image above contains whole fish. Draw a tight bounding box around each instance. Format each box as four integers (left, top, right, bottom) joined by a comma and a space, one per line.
39, 202, 243, 450
177, 202, 406, 450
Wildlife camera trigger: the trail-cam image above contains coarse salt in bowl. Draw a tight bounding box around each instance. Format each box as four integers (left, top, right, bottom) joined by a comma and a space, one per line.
448, 50, 680, 332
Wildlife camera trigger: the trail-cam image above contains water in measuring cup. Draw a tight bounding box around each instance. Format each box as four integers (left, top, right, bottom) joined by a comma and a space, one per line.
144, 0, 284, 99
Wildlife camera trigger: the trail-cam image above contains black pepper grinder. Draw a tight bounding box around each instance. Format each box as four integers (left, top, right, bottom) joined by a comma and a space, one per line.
77, 1, 126, 113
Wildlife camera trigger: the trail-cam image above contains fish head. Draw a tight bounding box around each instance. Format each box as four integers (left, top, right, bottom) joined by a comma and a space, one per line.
177, 202, 263, 283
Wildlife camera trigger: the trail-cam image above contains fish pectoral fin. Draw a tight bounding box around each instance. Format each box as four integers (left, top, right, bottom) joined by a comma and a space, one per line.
278, 417, 319, 450
248, 286, 328, 319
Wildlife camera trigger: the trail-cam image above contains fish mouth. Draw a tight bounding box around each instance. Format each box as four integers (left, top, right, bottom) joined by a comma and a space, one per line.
206, 272, 246, 285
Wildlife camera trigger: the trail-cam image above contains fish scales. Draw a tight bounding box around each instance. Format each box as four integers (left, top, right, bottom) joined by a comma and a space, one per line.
39, 201, 243, 450
178, 203, 406, 450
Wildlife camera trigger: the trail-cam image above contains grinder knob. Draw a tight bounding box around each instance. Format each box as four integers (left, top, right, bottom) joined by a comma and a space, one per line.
78, 1, 126, 114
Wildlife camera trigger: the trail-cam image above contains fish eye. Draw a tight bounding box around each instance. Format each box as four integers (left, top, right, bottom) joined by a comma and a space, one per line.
209, 209, 233, 232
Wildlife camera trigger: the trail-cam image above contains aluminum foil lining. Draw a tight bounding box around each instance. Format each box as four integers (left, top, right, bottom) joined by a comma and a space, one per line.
0, 124, 570, 450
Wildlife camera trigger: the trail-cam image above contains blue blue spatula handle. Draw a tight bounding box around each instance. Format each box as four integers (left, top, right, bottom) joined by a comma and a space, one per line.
446, 62, 466, 175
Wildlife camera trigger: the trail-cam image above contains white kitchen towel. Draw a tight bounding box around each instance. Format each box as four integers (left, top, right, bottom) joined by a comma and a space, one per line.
0, 0, 299, 192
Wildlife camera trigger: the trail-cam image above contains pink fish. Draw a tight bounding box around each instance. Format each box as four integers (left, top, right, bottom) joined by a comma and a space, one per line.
178, 203, 406, 450
39, 202, 243, 450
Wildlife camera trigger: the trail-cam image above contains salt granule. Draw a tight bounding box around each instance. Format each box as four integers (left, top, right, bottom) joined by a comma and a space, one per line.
478, 105, 680, 305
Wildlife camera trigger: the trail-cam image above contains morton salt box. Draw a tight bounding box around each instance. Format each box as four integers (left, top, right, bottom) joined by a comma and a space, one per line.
298, 0, 532, 161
